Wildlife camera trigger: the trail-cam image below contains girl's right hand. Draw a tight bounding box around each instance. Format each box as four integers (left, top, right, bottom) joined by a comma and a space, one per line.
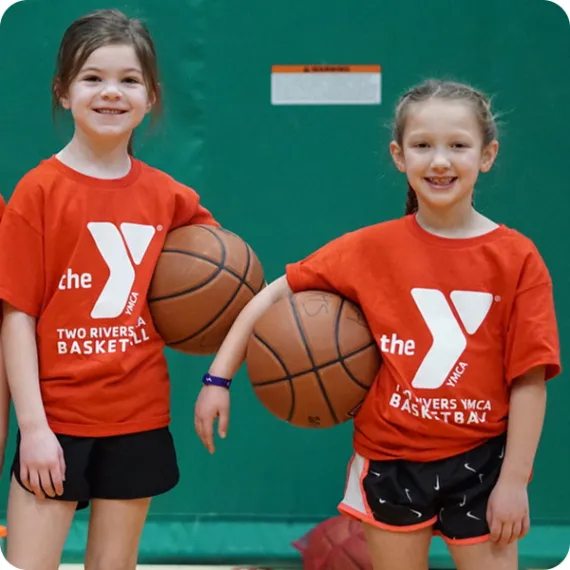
19, 427, 65, 498
194, 385, 230, 454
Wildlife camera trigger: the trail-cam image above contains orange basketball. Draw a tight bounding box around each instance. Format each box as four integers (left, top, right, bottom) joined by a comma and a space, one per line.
148, 225, 265, 355
246, 291, 381, 428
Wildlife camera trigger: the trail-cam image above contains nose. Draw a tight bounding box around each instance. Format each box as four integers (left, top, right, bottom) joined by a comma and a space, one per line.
431, 149, 451, 171
100, 83, 123, 100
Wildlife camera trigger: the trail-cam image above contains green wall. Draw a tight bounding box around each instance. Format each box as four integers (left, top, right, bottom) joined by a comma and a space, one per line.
0, 0, 568, 567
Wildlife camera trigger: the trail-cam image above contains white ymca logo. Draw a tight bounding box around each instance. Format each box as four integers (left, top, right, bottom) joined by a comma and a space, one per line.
411, 288, 493, 390
88, 222, 155, 319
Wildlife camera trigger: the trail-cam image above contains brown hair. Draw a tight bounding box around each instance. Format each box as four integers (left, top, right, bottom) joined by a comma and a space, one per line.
392, 80, 498, 215
52, 9, 162, 155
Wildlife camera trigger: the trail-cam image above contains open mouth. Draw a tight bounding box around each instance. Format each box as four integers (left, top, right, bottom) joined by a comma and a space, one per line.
425, 177, 458, 188
94, 109, 127, 115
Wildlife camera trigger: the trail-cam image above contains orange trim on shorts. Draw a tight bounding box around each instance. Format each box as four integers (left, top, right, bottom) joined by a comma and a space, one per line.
433, 530, 490, 545
338, 503, 438, 533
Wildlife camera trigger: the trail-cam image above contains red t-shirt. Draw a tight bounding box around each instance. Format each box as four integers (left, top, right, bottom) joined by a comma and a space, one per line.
0, 156, 218, 437
286, 215, 561, 462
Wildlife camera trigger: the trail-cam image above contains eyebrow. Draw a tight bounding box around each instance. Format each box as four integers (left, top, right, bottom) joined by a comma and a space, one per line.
80, 66, 143, 74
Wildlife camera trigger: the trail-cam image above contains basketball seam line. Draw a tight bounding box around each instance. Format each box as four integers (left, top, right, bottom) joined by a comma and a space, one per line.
149, 258, 224, 301
335, 299, 372, 390
250, 338, 377, 386
148, 252, 257, 300
203, 225, 256, 298
164, 230, 262, 347
250, 333, 296, 423
290, 295, 339, 425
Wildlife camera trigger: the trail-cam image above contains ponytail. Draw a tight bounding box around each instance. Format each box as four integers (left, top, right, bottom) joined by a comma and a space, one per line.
405, 183, 418, 215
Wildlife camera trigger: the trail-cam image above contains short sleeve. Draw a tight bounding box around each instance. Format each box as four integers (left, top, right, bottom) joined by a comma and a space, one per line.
170, 182, 219, 229
504, 248, 561, 383
285, 232, 358, 302
0, 181, 45, 317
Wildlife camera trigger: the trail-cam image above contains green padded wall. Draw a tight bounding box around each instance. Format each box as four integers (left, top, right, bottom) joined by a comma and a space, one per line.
0, 0, 567, 567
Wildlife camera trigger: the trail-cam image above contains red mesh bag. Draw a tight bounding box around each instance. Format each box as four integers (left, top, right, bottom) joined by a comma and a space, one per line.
292, 515, 372, 570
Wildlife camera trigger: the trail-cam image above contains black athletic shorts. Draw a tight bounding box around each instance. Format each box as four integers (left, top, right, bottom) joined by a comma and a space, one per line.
338, 433, 506, 544
12, 427, 179, 510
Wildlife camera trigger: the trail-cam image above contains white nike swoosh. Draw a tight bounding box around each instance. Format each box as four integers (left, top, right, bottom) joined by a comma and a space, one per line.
464, 463, 477, 473
379, 498, 387, 504
410, 509, 423, 518
466, 511, 481, 521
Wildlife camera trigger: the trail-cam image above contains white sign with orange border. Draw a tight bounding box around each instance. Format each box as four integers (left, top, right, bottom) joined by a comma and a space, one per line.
271, 64, 381, 105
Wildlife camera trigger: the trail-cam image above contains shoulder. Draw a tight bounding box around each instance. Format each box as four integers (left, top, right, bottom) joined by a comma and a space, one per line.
7, 159, 58, 208
496, 226, 547, 264
495, 225, 552, 286
136, 160, 200, 196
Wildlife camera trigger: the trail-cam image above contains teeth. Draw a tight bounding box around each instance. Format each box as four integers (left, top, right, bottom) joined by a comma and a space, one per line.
96, 110, 123, 114
428, 178, 454, 185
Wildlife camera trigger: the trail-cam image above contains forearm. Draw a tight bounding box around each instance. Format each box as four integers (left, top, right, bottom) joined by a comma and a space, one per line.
0, 342, 10, 443
1, 303, 48, 432
500, 366, 547, 483
209, 275, 292, 378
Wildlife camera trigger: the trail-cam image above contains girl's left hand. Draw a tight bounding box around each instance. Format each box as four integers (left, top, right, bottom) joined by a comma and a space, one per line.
486, 478, 530, 546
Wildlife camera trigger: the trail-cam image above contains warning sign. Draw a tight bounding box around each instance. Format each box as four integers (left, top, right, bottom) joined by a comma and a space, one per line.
271, 64, 382, 105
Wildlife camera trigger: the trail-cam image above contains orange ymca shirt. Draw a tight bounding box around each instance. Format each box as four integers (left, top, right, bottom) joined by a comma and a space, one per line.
0, 156, 218, 437
286, 215, 561, 462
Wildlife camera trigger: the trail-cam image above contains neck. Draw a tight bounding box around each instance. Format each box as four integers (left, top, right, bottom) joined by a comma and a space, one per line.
56, 129, 133, 179
415, 200, 480, 238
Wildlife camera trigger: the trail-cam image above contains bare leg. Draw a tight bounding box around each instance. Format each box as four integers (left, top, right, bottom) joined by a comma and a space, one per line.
84, 497, 151, 570
6, 475, 76, 570
363, 523, 433, 570
448, 539, 518, 570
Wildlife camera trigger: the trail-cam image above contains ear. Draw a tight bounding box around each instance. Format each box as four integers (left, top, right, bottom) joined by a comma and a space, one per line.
390, 141, 406, 173
480, 140, 499, 173
146, 83, 160, 113
53, 80, 70, 110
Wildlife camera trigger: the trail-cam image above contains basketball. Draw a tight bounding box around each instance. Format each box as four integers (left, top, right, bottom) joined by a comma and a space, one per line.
293, 515, 372, 570
148, 224, 265, 355
246, 291, 381, 428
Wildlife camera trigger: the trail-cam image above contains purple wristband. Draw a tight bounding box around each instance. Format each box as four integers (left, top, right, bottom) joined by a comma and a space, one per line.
202, 373, 232, 389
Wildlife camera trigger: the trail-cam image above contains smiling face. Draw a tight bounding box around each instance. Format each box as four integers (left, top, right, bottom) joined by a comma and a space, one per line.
59, 44, 153, 146
390, 98, 498, 212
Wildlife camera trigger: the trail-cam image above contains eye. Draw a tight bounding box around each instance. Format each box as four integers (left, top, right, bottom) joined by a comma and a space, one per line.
452, 143, 469, 149
123, 77, 141, 84
412, 142, 429, 148
83, 75, 101, 82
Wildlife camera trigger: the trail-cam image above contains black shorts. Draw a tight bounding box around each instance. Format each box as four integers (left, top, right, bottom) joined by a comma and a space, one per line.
12, 427, 179, 510
338, 433, 506, 544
